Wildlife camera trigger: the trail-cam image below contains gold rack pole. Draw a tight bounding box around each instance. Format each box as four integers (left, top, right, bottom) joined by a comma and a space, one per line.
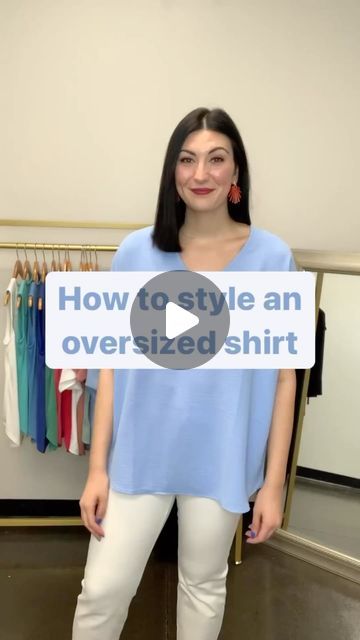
0, 242, 118, 251
0, 218, 148, 229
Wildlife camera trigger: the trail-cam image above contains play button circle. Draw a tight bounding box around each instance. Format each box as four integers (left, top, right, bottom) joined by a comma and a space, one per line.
130, 270, 230, 369
165, 301, 199, 338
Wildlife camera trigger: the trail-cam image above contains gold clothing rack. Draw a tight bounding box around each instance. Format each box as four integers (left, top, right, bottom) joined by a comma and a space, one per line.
0, 218, 147, 229
0, 242, 118, 251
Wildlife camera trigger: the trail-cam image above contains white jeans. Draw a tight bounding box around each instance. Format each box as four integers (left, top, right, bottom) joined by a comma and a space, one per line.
72, 488, 241, 640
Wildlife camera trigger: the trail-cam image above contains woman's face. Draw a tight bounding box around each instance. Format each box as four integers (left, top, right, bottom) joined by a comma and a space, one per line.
175, 129, 238, 212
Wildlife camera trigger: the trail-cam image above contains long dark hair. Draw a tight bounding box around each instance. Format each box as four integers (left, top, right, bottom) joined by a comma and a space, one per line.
152, 107, 251, 252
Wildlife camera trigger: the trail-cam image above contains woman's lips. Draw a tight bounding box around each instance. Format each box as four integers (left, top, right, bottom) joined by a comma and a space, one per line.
190, 188, 215, 195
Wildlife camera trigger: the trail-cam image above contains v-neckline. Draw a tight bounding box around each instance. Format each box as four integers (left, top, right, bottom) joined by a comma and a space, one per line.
174, 224, 256, 272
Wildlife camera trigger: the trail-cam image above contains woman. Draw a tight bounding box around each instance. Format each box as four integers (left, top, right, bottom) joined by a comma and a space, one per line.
72, 107, 297, 639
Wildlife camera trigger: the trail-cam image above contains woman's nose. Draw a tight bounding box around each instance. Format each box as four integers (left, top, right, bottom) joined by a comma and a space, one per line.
193, 161, 208, 181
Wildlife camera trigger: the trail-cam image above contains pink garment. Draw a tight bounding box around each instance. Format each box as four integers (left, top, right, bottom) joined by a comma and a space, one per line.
76, 391, 85, 456
58, 369, 85, 455
54, 369, 72, 449
75, 369, 87, 383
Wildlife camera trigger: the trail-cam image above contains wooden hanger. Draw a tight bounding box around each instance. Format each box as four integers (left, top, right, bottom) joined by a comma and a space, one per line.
32, 246, 40, 282
67, 248, 72, 271
50, 246, 57, 272
87, 246, 94, 272
41, 249, 48, 283
56, 246, 62, 271
62, 248, 68, 271
23, 245, 32, 281
79, 247, 85, 271
15, 245, 32, 309
63, 248, 72, 271
37, 250, 48, 310
12, 246, 24, 279
81, 247, 90, 271
4, 246, 24, 305
28, 246, 40, 308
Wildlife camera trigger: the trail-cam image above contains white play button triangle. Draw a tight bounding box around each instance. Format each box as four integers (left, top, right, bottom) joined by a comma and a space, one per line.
165, 301, 199, 339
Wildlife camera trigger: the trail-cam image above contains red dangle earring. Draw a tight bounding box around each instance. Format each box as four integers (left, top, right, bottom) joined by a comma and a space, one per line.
228, 182, 242, 204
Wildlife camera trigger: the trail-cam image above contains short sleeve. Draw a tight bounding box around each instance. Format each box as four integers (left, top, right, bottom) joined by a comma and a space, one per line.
110, 233, 134, 271
288, 250, 298, 272
110, 251, 120, 271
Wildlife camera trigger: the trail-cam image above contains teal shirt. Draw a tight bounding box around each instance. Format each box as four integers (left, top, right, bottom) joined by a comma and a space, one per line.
45, 365, 58, 450
16, 278, 31, 435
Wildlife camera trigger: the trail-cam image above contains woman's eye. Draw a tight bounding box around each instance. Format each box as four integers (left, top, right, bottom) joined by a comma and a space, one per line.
179, 156, 224, 164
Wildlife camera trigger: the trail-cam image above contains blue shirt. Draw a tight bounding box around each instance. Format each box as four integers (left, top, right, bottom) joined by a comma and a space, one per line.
36, 280, 47, 453
27, 280, 41, 442
108, 224, 298, 514
16, 278, 31, 436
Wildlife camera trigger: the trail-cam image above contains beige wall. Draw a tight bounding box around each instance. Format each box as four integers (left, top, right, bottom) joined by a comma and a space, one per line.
0, 0, 359, 498
1, 0, 359, 248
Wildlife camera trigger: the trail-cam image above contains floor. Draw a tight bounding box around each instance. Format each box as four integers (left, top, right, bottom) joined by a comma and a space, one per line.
287, 477, 360, 558
1, 507, 360, 640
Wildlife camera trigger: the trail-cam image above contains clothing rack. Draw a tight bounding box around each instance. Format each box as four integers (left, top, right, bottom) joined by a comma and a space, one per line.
0, 218, 147, 229
0, 242, 118, 251
0, 221, 144, 528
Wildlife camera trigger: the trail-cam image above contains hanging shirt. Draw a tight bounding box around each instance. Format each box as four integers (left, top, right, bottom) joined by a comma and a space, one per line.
75, 370, 97, 447
307, 308, 326, 397
108, 225, 298, 514
35, 280, 47, 453
86, 369, 99, 389
54, 368, 72, 449
27, 280, 41, 443
58, 369, 84, 455
82, 387, 92, 447
3, 277, 21, 446
44, 279, 58, 451
45, 365, 58, 450
73, 369, 92, 447
83, 369, 98, 444
15, 277, 31, 436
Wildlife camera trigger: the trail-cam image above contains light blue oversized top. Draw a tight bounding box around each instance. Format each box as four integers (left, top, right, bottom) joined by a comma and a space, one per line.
108, 224, 298, 514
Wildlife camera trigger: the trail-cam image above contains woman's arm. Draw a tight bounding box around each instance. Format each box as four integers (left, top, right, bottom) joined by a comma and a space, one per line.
246, 368, 297, 544
79, 368, 114, 540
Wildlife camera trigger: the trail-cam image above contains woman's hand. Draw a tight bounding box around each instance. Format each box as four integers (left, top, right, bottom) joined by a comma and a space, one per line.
79, 470, 109, 541
245, 484, 284, 544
